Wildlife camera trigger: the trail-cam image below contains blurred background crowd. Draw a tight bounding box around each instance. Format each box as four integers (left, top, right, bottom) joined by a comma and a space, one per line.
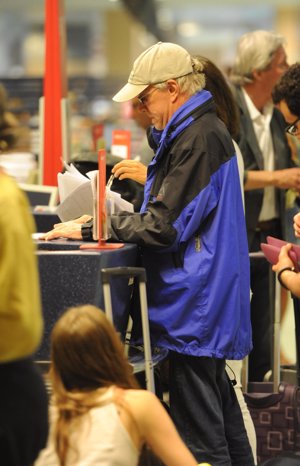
0, 0, 299, 180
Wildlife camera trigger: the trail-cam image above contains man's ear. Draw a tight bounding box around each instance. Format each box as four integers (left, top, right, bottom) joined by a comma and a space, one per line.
166, 79, 180, 101
252, 69, 263, 81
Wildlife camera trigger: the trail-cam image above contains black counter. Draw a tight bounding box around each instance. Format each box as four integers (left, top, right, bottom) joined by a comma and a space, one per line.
35, 242, 137, 360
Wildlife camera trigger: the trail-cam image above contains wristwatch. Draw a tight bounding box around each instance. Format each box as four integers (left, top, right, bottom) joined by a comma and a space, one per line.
81, 218, 94, 241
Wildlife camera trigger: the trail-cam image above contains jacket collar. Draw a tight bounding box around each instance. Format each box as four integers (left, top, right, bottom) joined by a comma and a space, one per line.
141, 90, 214, 213
150, 89, 214, 157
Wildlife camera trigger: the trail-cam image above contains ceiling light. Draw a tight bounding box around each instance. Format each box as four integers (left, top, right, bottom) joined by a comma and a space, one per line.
177, 21, 200, 37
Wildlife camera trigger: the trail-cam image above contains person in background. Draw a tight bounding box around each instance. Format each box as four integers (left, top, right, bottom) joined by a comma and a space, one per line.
0, 83, 38, 184
41, 42, 254, 465
229, 30, 300, 382
111, 98, 151, 186
272, 62, 300, 256
35, 304, 199, 466
273, 63, 300, 244
194, 55, 244, 196
272, 62, 300, 142
0, 82, 32, 153
0, 168, 48, 466
112, 97, 154, 210
131, 96, 154, 166
271, 64, 300, 314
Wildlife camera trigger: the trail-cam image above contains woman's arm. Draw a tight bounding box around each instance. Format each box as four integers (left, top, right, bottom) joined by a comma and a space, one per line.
272, 243, 300, 297
126, 390, 198, 466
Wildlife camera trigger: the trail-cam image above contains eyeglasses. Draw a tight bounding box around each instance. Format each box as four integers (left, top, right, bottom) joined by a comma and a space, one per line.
137, 87, 158, 106
285, 117, 300, 136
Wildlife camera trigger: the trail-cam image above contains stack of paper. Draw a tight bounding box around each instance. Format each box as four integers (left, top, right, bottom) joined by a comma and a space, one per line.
56, 163, 95, 222
56, 163, 134, 223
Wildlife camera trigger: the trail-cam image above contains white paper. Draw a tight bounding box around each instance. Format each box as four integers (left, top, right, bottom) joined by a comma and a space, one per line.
56, 182, 94, 222
56, 163, 134, 224
57, 172, 87, 202
106, 189, 134, 214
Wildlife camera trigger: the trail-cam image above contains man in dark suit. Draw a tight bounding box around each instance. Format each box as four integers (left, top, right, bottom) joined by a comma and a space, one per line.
230, 30, 300, 381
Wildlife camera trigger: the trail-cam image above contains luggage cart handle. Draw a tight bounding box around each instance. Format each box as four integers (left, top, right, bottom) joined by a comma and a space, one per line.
101, 266, 146, 283
101, 266, 155, 393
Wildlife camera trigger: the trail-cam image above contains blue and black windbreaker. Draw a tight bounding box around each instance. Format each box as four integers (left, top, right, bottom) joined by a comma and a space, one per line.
111, 89, 252, 360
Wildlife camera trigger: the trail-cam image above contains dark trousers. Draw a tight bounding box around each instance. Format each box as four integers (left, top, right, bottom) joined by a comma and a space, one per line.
169, 352, 255, 466
249, 223, 281, 382
0, 357, 49, 466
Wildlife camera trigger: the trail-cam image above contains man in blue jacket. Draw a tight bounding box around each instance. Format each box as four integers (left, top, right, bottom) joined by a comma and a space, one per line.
43, 42, 254, 466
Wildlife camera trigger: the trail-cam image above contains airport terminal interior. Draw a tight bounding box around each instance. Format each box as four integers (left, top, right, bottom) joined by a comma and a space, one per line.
1, 0, 299, 361
1, 1, 300, 464
0, 0, 299, 151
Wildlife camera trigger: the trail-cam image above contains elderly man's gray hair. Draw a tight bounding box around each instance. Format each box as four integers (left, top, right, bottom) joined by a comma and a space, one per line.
230, 30, 285, 86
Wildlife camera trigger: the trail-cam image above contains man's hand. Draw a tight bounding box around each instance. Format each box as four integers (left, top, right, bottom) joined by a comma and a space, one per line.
40, 215, 91, 241
112, 160, 147, 185
294, 212, 300, 238
245, 168, 300, 192
273, 168, 300, 191
52, 214, 92, 229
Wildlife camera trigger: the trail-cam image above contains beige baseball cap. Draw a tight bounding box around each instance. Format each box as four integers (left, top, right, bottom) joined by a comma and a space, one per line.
112, 42, 193, 103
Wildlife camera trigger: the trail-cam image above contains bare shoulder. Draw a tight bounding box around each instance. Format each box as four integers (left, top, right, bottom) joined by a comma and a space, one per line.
124, 388, 157, 406
123, 389, 160, 417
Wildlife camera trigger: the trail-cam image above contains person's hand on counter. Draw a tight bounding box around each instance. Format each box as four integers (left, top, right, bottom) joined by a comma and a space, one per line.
40, 215, 92, 241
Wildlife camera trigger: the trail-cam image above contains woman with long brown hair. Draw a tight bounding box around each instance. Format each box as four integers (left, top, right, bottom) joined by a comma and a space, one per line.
35, 304, 198, 466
